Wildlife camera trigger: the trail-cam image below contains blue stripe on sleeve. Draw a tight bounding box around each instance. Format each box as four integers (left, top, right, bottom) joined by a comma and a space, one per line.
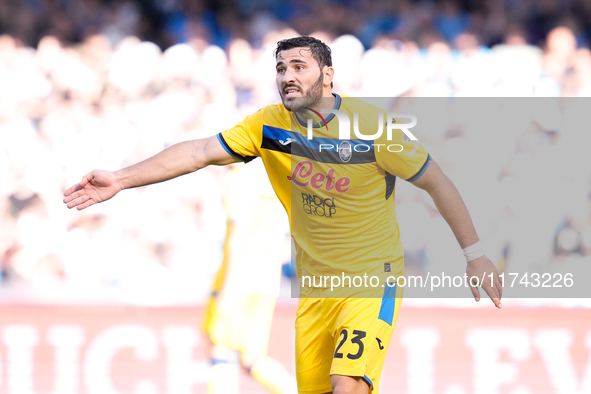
406, 155, 432, 182
217, 133, 244, 160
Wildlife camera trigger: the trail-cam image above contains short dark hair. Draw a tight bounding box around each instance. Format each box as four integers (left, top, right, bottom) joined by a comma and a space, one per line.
274, 36, 332, 69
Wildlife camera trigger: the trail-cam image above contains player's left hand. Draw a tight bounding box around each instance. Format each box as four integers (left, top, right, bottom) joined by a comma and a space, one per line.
466, 255, 502, 309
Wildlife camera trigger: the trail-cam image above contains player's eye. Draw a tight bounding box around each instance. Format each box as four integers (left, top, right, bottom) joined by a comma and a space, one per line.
296, 65, 304, 70
277, 67, 285, 73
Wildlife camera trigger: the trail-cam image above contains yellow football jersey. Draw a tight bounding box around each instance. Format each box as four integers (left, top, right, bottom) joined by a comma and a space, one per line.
219, 94, 430, 284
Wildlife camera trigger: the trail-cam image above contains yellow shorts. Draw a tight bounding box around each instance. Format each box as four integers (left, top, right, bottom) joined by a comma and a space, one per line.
295, 284, 402, 394
203, 293, 276, 361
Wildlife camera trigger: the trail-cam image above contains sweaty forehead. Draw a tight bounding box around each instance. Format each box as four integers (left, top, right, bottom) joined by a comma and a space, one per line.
276, 47, 315, 63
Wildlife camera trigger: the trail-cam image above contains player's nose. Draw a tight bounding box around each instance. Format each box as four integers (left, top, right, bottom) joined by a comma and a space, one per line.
282, 67, 296, 83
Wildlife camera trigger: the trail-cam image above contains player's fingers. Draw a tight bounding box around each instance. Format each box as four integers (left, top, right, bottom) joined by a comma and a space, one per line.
64, 172, 94, 198
490, 297, 502, 309
79, 173, 93, 187
67, 194, 90, 209
496, 277, 503, 299
76, 198, 96, 211
63, 188, 87, 204
63, 183, 83, 198
469, 284, 480, 302
65, 190, 89, 206
483, 284, 502, 309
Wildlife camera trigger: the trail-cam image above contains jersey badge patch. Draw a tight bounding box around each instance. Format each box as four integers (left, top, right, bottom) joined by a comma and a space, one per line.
339, 141, 352, 163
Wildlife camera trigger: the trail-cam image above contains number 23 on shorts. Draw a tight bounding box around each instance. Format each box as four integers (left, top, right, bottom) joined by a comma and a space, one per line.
334, 329, 367, 360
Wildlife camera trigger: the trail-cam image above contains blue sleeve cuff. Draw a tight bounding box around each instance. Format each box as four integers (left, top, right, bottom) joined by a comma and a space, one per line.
217, 133, 256, 163
406, 155, 431, 182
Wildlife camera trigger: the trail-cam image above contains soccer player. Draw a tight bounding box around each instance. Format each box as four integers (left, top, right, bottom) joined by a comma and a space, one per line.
203, 161, 297, 394
64, 36, 502, 394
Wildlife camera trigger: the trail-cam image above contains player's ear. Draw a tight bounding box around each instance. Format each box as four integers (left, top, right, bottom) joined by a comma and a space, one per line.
323, 66, 334, 88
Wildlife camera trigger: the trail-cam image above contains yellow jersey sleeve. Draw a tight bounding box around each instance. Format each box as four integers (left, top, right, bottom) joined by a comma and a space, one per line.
217, 109, 264, 162
375, 127, 431, 182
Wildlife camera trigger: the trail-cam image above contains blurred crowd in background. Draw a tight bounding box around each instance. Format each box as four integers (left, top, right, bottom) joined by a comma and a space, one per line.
2, 0, 591, 51
1, 0, 591, 304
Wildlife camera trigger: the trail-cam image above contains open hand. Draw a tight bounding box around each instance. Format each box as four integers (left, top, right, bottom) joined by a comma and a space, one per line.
466, 255, 503, 309
63, 170, 123, 210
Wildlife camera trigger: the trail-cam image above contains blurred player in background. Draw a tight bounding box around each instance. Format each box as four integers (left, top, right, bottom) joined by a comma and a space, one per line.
202, 160, 297, 394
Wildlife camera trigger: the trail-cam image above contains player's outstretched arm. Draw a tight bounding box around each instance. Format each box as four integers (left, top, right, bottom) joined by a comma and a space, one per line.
63, 135, 240, 211
411, 159, 502, 309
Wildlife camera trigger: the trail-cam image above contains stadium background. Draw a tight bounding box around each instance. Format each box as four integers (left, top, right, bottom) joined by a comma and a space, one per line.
1, 0, 591, 392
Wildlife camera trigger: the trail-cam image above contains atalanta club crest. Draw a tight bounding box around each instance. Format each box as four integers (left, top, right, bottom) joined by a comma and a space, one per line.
339, 141, 352, 163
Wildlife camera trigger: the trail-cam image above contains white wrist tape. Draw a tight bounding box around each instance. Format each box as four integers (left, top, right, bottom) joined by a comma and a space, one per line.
463, 241, 485, 263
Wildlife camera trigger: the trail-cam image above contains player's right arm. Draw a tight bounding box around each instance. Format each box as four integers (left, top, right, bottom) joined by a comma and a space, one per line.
63, 135, 240, 211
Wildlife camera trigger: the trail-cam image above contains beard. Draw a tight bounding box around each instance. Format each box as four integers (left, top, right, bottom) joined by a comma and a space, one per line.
280, 72, 324, 112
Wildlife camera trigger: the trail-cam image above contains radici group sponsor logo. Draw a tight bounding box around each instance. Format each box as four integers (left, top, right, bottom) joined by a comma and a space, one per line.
301, 193, 336, 218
